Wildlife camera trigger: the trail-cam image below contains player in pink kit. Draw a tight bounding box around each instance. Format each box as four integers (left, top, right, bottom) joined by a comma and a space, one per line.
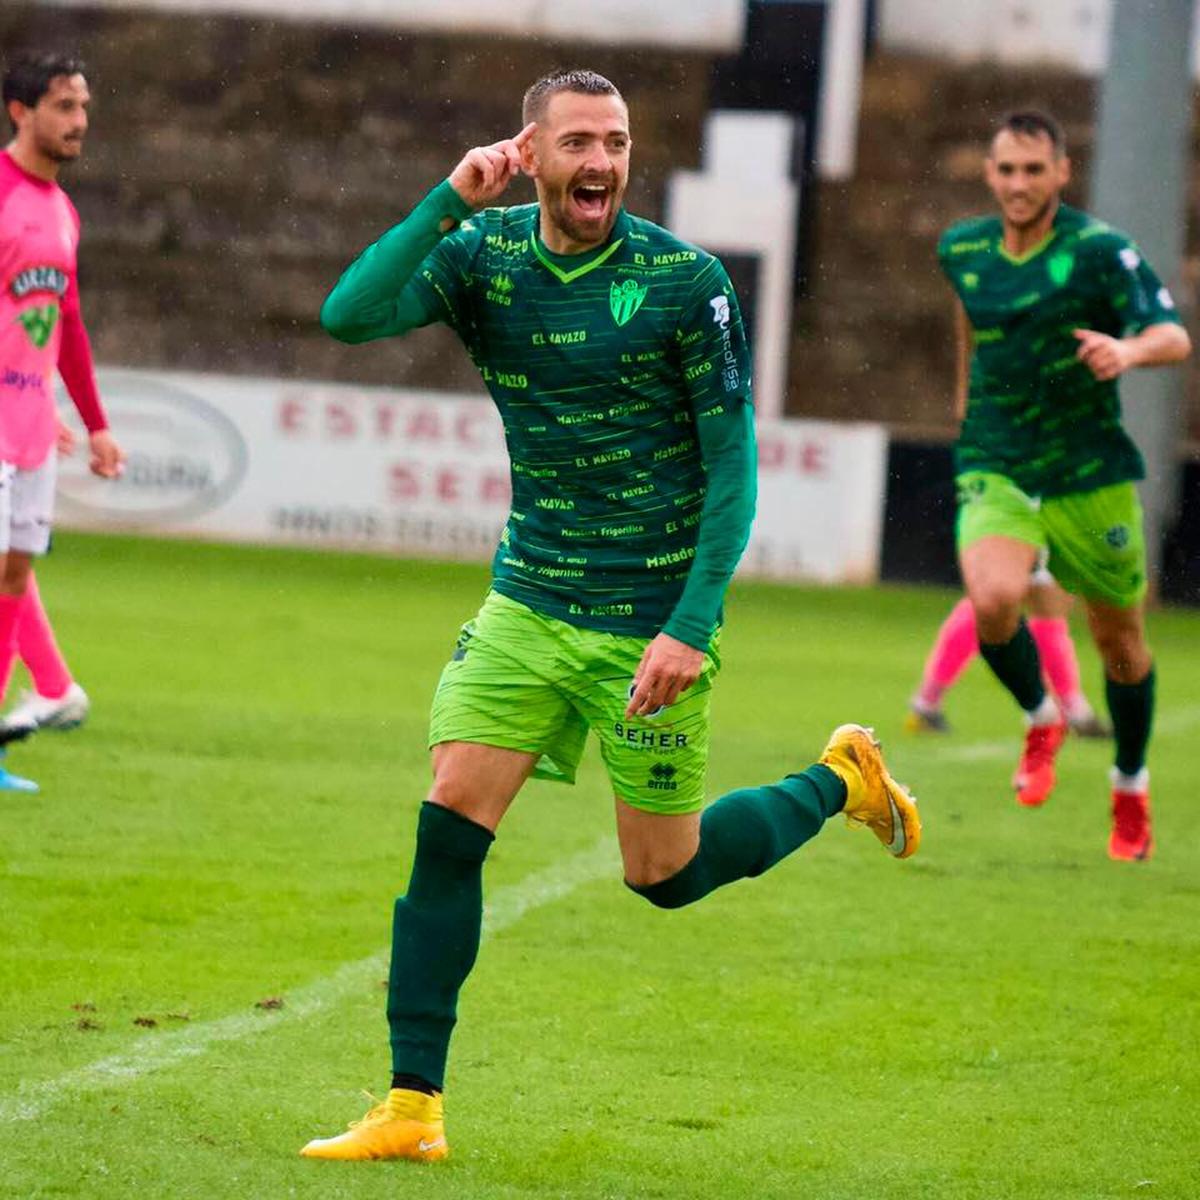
0, 53, 124, 789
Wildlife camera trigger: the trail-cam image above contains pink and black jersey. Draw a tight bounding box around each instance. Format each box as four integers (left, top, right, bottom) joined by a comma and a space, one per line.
0, 149, 105, 469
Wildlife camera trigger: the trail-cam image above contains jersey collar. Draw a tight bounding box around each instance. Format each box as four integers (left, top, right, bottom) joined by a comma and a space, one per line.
997, 202, 1066, 265
531, 208, 630, 284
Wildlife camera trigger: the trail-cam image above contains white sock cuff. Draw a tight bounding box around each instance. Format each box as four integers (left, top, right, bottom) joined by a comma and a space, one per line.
1025, 695, 1061, 727
1110, 766, 1149, 792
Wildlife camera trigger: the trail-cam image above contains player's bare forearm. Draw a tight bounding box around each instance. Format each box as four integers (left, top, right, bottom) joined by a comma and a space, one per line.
1124, 322, 1192, 368
1073, 322, 1192, 381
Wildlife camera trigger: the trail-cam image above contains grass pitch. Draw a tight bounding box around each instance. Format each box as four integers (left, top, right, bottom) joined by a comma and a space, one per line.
1, 533, 1198, 1199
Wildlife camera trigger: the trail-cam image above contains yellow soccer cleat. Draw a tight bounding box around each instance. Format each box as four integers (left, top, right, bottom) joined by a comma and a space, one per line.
300, 1088, 448, 1162
820, 723, 921, 859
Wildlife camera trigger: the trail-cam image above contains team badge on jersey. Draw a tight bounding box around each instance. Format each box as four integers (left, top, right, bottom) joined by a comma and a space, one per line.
16, 303, 60, 349
1047, 251, 1075, 287
609, 278, 649, 326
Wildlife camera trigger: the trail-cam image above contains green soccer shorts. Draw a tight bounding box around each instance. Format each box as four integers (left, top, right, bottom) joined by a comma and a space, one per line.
428, 590, 720, 814
955, 471, 1147, 608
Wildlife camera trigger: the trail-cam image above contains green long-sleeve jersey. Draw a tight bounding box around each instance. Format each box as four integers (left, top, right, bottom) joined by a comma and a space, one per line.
939, 203, 1182, 497
321, 181, 757, 650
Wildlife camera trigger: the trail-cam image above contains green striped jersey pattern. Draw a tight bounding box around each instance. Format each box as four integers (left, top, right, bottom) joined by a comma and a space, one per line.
410, 204, 752, 636
939, 203, 1180, 497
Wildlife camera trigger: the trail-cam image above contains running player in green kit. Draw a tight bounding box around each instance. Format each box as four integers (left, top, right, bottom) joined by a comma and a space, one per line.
300, 69, 921, 1163
942, 110, 1191, 857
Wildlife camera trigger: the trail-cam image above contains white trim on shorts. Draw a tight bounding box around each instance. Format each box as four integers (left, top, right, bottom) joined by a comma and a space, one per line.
0, 450, 58, 556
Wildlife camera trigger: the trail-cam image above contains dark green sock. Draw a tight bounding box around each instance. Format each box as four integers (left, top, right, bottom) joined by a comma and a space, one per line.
1106, 666, 1155, 776
387, 802, 493, 1091
628, 764, 846, 910
979, 618, 1046, 712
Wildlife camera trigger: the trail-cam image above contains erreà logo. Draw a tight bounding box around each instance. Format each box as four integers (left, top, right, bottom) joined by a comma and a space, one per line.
16, 304, 60, 349
648, 762, 678, 791
610, 278, 648, 326
486, 273, 515, 306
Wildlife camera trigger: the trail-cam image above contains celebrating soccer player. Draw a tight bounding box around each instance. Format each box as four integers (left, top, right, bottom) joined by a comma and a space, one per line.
0, 52, 125, 789
940, 110, 1190, 857
303, 69, 921, 1163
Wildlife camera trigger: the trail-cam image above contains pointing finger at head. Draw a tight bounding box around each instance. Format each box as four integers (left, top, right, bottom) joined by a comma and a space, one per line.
467, 148, 496, 191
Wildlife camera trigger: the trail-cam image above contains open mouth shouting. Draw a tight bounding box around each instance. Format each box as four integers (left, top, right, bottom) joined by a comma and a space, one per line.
569, 178, 614, 225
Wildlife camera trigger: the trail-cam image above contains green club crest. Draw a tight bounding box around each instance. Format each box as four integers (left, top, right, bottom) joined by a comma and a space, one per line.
1047, 251, 1075, 288
16, 304, 59, 350
609, 279, 649, 326
1105, 524, 1130, 550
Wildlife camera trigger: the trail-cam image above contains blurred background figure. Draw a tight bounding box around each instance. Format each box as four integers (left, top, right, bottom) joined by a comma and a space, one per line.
907, 576, 1111, 738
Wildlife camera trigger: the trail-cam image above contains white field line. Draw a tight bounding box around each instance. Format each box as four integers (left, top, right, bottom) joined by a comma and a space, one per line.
902, 705, 1200, 765
0, 836, 618, 1125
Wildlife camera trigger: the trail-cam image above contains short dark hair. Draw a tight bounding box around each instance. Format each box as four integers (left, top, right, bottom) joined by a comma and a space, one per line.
994, 109, 1066, 157
3, 52, 87, 132
522, 68, 622, 125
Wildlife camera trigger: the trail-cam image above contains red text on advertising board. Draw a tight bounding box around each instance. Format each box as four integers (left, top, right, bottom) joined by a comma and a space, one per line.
388, 462, 511, 507
277, 393, 500, 450
756, 432, 828, 476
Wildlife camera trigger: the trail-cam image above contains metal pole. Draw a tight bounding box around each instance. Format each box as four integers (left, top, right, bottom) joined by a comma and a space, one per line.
1090, 0, 1195, 592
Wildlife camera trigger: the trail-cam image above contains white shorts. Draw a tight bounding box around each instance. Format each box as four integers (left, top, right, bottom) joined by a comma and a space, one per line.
0, 452, 58, 556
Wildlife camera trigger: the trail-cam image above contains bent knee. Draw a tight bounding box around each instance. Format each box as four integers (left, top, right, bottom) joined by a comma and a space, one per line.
1094, 633, 1149, 681
970, 588, 1024, 639
625, 871, 691, 910
426, 775, 494, 822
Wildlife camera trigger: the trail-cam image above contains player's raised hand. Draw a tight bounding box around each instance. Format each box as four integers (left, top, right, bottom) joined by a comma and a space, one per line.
448, 123, 536, 211
1073, 329, 1134, 382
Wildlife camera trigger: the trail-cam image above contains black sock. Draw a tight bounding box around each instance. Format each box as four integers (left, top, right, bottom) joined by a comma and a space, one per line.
390, 1072, 440, 1096
979, 618, 1046, 713
1106, 666, 1155, 776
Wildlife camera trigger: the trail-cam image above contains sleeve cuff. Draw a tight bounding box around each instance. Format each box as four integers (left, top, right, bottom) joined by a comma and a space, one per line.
426, 178, 475, 225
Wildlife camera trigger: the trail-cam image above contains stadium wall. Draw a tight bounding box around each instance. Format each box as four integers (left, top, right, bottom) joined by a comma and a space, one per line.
32, 0, 745, 51
879, 0, 1200, 78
